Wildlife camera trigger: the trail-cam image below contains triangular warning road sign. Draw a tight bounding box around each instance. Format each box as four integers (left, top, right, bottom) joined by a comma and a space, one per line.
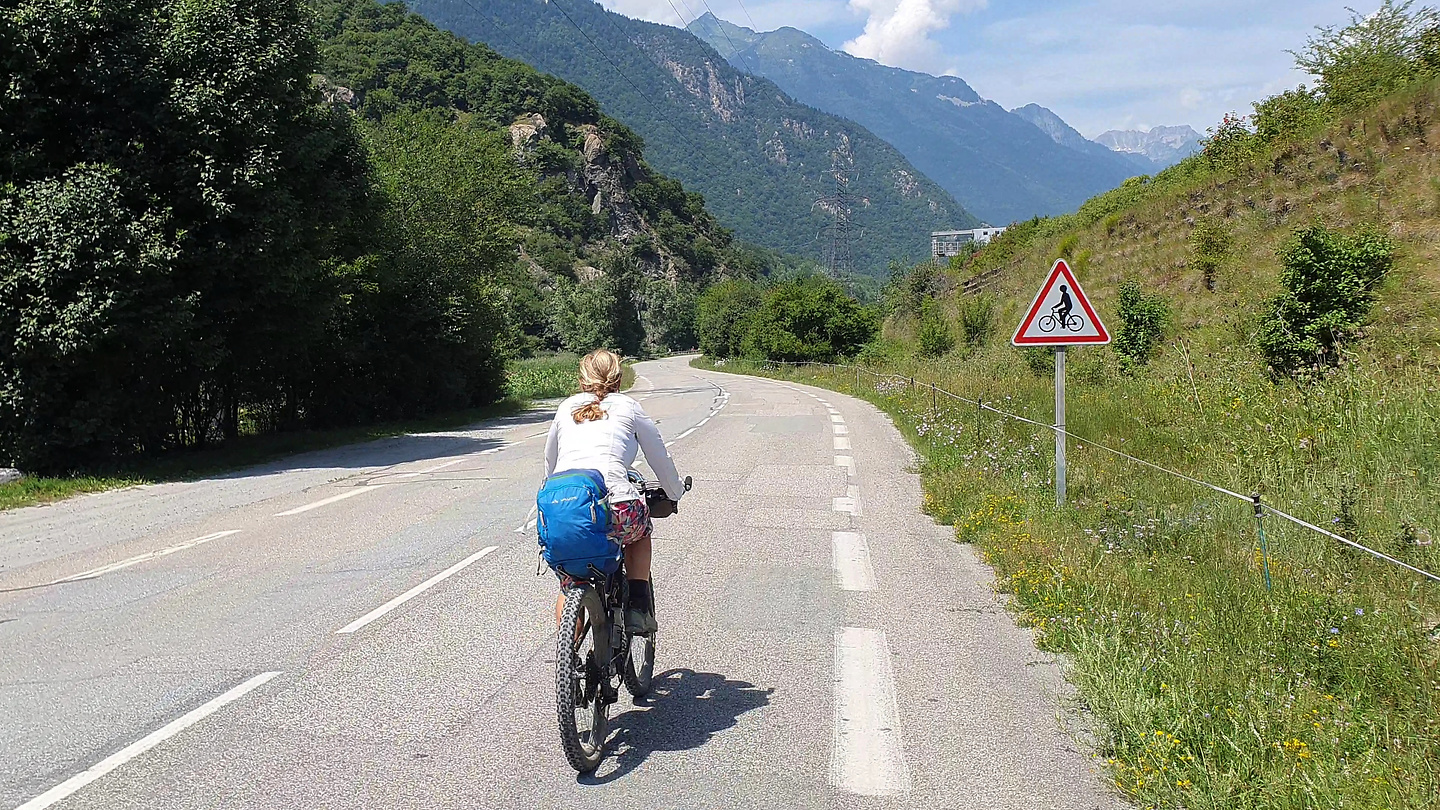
1012, 259, 1110, 346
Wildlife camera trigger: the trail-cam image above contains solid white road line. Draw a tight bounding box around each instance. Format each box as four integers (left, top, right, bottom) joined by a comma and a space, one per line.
336, 546, 499, 635
835, 455, 856, 477
274, 486, 383, 517
831, 533, 876, 592
834, 437, 852, 451
49, 531, 242, 585
14, 671, 283, 810
832, 628, 910, 797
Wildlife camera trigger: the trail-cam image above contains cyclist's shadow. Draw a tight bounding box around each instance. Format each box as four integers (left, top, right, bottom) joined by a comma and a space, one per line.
580, 668, 773, 784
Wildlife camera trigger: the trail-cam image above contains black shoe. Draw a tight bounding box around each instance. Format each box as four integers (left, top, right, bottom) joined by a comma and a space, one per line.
626, 605, 658, 635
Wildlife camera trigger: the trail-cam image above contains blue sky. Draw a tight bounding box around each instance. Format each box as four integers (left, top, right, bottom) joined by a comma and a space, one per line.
596, 0, 1363, 137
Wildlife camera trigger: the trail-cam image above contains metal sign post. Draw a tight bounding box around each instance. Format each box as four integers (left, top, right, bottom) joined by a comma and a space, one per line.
1055, 346, 1066, 506
1012, 259, 1108, 507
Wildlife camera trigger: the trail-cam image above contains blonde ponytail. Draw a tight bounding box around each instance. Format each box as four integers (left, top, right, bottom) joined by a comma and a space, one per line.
573, 349, 624, 423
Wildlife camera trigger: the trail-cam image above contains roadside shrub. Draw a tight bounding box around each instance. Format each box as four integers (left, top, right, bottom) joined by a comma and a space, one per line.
1253, 85, 1330, 143
1020, 347, 1054, 376
1113, 281, 1171, 368
1201, 112, 1257, 173
1056, 233, 1080, 259
915, 300, 956, 358
1190, 220, 1230, 291
959, 294, 997, 347
1256, 224, 1395, 375
695, 278, 762, 359
743, 276, 877, 362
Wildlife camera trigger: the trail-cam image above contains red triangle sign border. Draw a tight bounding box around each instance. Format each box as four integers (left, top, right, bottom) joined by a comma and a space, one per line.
1011, 259, 1111, 346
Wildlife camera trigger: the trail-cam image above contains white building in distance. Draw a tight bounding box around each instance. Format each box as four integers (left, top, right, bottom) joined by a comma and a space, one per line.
931, 227, 1007, 258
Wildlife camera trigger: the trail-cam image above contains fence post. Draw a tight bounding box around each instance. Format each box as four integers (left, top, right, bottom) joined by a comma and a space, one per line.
855, 365, 860, 393
1253, 494, 1274, 592
931, 383, 937, 420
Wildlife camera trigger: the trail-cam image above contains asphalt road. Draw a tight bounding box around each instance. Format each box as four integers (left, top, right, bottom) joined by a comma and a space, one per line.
0, 356, 1120, 809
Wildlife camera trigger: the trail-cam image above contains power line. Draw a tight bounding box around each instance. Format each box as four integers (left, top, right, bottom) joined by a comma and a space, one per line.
695, 0, 756, 74
732, 0, 760, 32
663, 0, 692, 26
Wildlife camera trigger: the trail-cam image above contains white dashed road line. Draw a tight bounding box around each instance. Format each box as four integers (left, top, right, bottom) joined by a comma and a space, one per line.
834, 437, 851, 451
14, 671, 284, 810
835, 456, 856, 477
833, 424, 849, 436
831, 533, 876, 592
336, 546, 499, 635
274, 486, 384, 517
48, 530, 242, 585
832, 628, 910, 797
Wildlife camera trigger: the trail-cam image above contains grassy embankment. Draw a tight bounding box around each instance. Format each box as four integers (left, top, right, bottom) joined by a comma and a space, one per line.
703, 85, 1440, 809
0, 353, 633, 512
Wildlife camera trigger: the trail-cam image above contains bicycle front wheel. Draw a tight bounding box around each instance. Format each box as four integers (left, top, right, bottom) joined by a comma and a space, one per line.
556, 585, 608, 773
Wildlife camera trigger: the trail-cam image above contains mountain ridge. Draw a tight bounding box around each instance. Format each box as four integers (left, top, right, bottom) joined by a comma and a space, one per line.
687, 12, 1142, 225
1094, 125, 1203, 170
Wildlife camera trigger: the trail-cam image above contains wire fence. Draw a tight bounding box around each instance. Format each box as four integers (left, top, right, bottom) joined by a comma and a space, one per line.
744, 359, 1440, 586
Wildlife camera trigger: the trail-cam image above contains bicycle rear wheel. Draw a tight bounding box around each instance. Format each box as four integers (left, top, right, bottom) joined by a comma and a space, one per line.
623, 579, 655, 697
623, 633, 655, 697
556, 585, 608, 772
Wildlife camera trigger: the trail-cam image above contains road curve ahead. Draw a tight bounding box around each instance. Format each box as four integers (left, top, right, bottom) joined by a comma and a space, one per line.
0, 356, 1119, 810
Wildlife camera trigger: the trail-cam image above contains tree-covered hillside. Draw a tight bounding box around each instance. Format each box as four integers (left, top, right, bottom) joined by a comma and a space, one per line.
0, 0, 755, 471
404, 0, 976, 275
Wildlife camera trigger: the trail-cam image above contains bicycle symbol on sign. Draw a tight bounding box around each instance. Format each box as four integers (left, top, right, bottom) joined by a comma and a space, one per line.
1038, 284, 1085, 333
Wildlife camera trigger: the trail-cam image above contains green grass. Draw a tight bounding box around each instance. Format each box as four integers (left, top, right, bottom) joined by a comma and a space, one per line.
707, 353, 1440, 808
506, 352, 638, 401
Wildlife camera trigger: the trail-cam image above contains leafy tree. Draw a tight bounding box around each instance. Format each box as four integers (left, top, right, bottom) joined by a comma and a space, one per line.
695, 279, 762, 359
1293, 0, 1440, 108
743, 276, 877, 362
0, 0, 372, 465
0, 166, 182, 468
1257, 225, 1394, 375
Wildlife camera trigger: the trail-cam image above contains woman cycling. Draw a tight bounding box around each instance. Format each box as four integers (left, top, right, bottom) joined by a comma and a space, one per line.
543, 349, 685, 634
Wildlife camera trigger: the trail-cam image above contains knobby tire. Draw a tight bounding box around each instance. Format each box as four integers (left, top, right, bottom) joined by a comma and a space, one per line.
556, 585, 607, 773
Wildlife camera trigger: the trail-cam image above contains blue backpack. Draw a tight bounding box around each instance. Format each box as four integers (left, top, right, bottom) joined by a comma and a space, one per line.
536, 469, 619, 578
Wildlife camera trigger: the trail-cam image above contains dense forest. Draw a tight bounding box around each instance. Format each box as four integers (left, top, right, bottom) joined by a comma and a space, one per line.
0, 0, 763, 471
405, 0, 976, 275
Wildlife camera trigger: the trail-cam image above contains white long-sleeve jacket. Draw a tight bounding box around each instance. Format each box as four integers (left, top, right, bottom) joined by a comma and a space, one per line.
543, 392, 685, 504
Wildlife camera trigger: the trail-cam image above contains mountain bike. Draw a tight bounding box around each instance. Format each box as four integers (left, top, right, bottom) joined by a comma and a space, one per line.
555, 472, 691, 773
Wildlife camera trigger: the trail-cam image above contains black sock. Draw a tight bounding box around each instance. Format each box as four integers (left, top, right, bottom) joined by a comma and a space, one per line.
627, 579, 651, 609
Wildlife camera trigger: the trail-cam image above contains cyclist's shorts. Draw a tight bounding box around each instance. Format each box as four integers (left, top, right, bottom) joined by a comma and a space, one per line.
609, 498, 652, 547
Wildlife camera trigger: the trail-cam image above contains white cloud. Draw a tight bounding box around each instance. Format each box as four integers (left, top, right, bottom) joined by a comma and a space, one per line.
842, 0, 988, 74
